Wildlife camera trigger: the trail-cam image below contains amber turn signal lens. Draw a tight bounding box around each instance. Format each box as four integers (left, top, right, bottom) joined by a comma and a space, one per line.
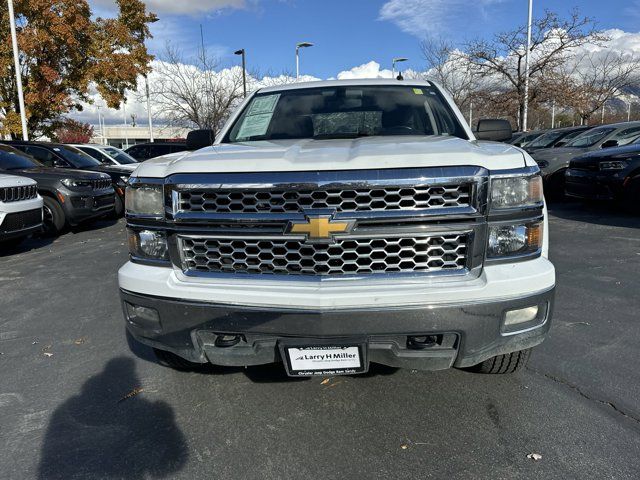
527, 222, 543, 249
529, 175, 543, 203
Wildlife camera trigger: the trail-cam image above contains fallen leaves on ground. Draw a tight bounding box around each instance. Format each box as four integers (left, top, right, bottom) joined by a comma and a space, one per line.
118, 387, 144, 403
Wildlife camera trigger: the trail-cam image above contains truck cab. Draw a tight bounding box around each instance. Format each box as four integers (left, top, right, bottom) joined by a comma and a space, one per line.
119, 79, 555, 376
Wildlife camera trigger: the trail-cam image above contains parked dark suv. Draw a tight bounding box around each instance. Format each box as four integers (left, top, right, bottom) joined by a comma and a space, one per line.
125, 142, 188, 161
4, 141, 131, 216
0, 144, 115, 234
565, 136, 640, 209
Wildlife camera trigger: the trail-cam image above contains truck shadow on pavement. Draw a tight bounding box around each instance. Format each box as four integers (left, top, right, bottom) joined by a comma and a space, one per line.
38, 357, 188, 480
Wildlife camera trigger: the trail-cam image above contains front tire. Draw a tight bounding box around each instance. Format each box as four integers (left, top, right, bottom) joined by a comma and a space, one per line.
110, 194, 124, 218
465, 349, 531, 374
544, 171, 566, 202
42, 196, 66, 236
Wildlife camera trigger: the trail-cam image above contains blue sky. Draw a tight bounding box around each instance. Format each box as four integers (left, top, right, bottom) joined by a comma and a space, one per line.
91, 0, 639, 78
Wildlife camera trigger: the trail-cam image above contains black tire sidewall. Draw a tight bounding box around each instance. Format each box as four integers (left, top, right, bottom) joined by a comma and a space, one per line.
42, 196, 66, 235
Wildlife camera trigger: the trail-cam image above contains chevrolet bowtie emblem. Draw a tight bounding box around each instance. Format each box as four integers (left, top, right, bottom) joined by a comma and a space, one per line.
288, 215, 355, 241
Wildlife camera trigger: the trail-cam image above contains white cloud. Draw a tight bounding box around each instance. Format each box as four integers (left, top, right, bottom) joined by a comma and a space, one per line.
89, 0, 249, 16
379, 0, 504, 37
336, 61, 394, 80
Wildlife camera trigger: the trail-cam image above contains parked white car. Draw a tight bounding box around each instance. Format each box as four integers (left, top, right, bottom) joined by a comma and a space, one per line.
0, 173, 43, 248
119, 79, 555, 376
72, 144, 139, 172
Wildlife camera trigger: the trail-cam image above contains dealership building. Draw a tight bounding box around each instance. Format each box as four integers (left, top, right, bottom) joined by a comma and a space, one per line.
90, 125, 191, 149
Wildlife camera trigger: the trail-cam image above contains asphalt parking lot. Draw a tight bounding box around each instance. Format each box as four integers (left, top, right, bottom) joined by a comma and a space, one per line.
1, 201, 639, 480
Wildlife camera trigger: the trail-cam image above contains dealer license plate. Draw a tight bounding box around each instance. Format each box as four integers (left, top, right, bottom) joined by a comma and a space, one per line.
283, 344, 367, 376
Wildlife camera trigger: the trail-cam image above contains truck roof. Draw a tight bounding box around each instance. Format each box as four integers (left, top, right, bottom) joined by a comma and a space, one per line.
258, 78, 434, 94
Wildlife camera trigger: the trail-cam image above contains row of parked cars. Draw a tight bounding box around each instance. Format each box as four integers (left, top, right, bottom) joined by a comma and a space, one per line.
508, 121, 640, 207
0, 135, 208, 250
0, 142, 138, 249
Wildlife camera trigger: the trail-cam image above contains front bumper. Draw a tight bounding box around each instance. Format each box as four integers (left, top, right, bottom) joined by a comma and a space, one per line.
0, 197, 43, 240
121, 287, 555, 371
565, 168, 624, 200
61, 189, 116, 225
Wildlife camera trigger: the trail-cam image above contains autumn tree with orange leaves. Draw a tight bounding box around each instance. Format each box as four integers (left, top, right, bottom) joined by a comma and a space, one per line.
0, 0, 157, 138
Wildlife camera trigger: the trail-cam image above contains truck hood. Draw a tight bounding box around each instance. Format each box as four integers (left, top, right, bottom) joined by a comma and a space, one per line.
133, 136, 530, 178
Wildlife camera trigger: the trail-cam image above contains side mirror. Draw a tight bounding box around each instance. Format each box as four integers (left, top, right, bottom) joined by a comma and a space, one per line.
601, 139, 619, 149
474, 119, 513, 142
186, 129, 215, 150
53, 159, 66, 168
555, 140, 567, 148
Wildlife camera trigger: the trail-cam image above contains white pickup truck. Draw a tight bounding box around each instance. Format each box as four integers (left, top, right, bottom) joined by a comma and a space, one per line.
119, 79, 555, 376
0, 173, 43, 248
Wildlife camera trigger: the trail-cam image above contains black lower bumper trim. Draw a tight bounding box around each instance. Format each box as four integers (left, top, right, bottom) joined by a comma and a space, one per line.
121, 287, 555, 371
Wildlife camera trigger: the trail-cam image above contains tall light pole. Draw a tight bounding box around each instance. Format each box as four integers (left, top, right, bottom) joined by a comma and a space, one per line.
7, 0, 28, 140
96, 106, 104, 145
295, 42, 313, 81
144, 75, 154, 143
522, 0, 533, 132
234, 49, 247, 98
551, 99, 556, 129
392, 57, 408, 78
628, 101, 632, 122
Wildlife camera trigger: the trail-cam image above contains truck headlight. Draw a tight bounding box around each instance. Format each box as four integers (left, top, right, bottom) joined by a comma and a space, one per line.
125, 184, 164, 217
127, 229, 169, 261
490, 175, 543, 209
488, 221, 543, 258
599, 160, 628, 171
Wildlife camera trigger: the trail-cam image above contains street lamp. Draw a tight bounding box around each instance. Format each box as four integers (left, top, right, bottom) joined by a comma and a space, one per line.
392, 57, 408, 78
234, 49, 247, 98
144, 74, 154, 143
7, 0, 28, 140
296, 42, 314, 81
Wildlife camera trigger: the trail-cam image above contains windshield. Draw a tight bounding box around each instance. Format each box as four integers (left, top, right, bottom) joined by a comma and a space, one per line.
224, 85, 468, 143
565, 128, 614, 148
55, 145, 102, 168
103, 147, 138, 164
527, 130, 565, 148
0, 145, 42, 169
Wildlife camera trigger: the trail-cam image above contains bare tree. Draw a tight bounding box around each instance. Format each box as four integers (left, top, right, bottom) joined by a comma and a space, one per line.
148, 45, 245, 137
462, 10, 606, 129
562, 50, 640, 123
420, 38, 475, 113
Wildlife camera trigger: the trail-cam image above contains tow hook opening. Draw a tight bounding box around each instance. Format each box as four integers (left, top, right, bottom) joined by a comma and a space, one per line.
407, 335, 440, 350
214, 334, 242, 348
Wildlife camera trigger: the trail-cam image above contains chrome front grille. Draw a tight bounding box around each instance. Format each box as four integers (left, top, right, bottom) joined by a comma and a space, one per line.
179, 234, 469, 276
91, 178, 111, 190
178, 184, 471, 214
0, 184, 37, 203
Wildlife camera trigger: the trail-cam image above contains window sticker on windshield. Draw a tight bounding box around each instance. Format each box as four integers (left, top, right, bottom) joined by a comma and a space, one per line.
247, 94, 280, 115
53, 148, 61, 151
237, 113, 273, 139
412, 88, 423, 95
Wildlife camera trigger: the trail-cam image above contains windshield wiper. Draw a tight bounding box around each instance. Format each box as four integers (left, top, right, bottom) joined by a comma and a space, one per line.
313, 132, 373, 140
